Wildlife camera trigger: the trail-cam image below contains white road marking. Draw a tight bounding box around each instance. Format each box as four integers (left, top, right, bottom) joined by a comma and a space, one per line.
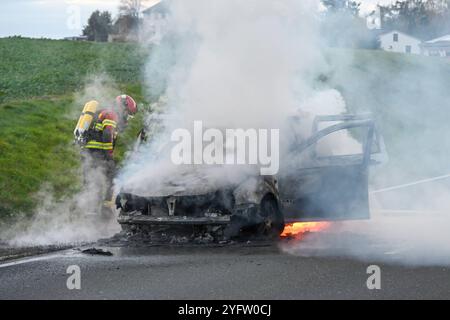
0, 254, 63, 268
371, 173, 450, 194
371, 209, 449, 216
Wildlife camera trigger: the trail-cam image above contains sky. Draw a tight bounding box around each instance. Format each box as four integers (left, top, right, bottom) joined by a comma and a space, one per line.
0, 0, 392, 39
0, 0, 159, 39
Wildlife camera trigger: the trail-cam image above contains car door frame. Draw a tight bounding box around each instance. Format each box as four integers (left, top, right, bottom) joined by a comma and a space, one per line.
280, 114, 377, 222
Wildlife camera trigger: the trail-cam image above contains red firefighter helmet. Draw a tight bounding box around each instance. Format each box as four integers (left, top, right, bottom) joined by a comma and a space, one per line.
116, 94, 137, 115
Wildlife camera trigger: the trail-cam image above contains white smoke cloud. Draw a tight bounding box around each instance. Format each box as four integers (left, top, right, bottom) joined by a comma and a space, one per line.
282, 208, 450, 266
6, 167, 119, 247
123, 0, 450, 267
280, 55, 450, 267
118, 0, 359, 193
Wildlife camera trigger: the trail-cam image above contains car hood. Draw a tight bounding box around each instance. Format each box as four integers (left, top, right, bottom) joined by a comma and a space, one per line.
119, 163, 258, 197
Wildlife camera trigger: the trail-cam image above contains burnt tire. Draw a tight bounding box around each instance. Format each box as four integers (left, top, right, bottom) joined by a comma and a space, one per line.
259, 197, 285, 237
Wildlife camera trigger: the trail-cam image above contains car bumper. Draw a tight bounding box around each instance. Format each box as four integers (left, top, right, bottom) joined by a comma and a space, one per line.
118, 213, 231, 226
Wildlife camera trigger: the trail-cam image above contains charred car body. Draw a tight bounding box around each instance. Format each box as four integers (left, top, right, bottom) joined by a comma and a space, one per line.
116, 114, 385, 239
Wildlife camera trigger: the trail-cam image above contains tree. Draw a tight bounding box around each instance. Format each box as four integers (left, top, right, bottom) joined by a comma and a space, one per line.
82, 10, 113, 42
115, 0, 154, 39
116, 0, 153, 38
379, 0, 450, 39
322, 0, 361, 17
320, 0, 377, 48
119, 0, 143, 19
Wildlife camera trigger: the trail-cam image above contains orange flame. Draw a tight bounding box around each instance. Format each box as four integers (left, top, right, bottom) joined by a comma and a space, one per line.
280, 222, 330, 239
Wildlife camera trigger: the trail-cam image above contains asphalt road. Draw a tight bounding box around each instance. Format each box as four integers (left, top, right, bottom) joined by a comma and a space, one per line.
1, 242, 450, 299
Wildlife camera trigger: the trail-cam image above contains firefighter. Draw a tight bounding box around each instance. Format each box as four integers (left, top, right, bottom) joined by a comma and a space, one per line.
77, 95, 137, 217
84, 95, 137, 160
84, 109, 118, 160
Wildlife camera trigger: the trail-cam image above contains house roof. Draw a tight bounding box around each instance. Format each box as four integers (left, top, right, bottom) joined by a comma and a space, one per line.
425, 34, 450, 44
142, 1, 170, 15
420, 34, 450, 48
378, 29, 422, 41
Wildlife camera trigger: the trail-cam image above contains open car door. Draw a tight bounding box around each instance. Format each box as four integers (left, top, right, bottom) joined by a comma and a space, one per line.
280, 114, 383, 222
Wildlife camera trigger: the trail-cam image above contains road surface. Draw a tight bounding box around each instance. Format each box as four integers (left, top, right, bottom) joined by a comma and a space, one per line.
1, 242, 450, 299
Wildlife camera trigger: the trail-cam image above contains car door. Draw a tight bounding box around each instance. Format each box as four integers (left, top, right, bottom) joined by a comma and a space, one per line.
279, 114, 378, 222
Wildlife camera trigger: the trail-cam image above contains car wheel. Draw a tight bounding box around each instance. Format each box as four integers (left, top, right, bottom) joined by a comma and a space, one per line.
259, 196, 285, 237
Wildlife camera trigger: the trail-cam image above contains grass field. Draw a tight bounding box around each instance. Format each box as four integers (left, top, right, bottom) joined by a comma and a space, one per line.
0, 37, 148, 103
0, 95, 79, 216
0, 37, 149, 219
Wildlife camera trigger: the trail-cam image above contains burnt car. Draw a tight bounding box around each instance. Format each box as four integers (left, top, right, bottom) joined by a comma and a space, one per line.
115, 114, 385, 239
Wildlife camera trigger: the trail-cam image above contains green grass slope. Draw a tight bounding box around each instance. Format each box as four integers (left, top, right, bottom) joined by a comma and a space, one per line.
0, 37, 147, 103
0, 38, 149, 219
0, 96, 79, 217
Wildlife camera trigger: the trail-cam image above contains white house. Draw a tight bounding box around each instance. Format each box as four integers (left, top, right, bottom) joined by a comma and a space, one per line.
421, 34, 450, 57
64, 36, 88, 41
378, 30, 422, 55
142, 1, 170, 43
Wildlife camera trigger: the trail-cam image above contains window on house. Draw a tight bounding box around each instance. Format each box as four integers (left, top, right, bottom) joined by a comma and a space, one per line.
393, 33, 399, 42
405, 45, 412, 54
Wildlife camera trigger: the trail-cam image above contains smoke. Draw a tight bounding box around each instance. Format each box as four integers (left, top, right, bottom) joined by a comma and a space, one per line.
279, 21, 450, 265
71, 74, 124, 120
5, 164, 119, 246
7, 0, 448, 266
118, 0, 360, 194
280, 56, 450, 267
282, 208, 450, 266
3, 76, 121, 246
123, 0, 450, 266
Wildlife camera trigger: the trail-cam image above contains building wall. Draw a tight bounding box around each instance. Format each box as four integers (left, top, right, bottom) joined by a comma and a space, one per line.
142, 11, 168, 43
422, 44, 450, 57
379, 31, 422, 55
